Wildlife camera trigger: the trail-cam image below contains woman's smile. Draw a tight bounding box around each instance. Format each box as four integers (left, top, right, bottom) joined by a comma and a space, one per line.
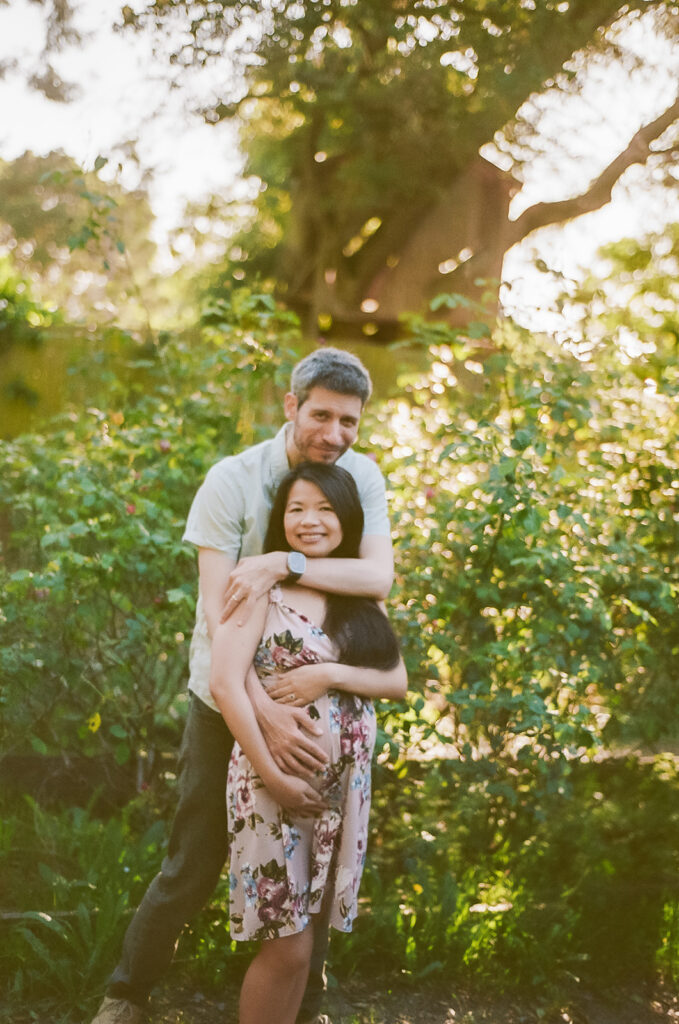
283, 479, 343, 558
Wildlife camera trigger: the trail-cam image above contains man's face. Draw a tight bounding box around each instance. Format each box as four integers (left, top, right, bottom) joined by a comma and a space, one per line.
284, 386, 362, 466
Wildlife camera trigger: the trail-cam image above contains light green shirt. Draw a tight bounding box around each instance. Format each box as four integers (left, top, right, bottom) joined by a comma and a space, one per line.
182, 423, 391, 710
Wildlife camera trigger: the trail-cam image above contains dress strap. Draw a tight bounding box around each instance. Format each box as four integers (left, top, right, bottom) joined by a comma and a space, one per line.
269, 583, 282, 605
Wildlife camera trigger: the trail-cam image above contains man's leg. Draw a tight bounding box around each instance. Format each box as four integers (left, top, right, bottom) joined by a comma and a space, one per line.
106, 694, 233, 1006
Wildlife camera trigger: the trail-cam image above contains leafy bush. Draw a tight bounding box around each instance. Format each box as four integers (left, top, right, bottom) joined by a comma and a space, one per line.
0, 293, 299, 774
1, 292, 678, 1015
352, 307, 679, 987
0, 791, 168, 1014
344, 755, 679, 989
0, 256, 57, 358
377, 315, 679, 760
0, 255, 60, 421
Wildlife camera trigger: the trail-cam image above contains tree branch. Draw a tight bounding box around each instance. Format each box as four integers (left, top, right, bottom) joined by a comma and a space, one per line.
508, 94, 679, 246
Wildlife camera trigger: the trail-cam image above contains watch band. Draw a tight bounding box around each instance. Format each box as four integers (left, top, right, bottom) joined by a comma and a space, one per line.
286, 550, 306, 582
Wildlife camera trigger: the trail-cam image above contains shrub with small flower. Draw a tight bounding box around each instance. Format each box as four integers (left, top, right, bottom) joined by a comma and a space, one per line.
0, 293, 299, 777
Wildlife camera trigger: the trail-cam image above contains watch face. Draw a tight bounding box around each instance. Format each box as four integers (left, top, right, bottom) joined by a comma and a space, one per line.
288, 551, 306, 575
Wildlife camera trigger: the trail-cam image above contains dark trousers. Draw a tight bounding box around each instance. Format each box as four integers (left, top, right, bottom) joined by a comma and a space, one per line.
108, 694, 232, 1004
107, 693, 329, 1006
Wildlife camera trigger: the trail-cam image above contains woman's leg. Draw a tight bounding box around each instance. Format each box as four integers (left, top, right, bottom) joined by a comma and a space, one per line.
239, 925, 314, 1024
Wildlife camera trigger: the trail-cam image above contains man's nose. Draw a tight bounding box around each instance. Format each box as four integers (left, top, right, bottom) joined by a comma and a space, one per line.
323, 419, 344, 445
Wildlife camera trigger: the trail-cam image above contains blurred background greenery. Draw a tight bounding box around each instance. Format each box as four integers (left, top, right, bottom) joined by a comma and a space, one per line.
1, 2, 679, 1021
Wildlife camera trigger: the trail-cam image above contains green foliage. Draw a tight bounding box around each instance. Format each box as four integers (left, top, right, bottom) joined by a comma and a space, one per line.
0, 256, 58, 357
0, 293, 300, 772
0, 255, 62, 432
1, 289, 678, 1015
0, 792, 168, 1014
376, 311, 679, 756
134, 1, 677, 313
0, 151, 163, 329
567, 222, 679, 375
341, 300, 679, 988
340, 754, 679, 990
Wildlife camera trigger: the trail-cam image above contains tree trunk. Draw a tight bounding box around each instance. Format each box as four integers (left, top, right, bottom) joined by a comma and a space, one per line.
285, 94, 679, 338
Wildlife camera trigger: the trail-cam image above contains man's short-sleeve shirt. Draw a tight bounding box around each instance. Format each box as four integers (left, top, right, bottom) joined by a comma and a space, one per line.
182, 423, 390, 710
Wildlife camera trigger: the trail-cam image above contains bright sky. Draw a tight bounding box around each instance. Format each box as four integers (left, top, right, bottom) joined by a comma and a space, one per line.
499, 12, 679, 332
0, 0, 244, 254
1, 0, 678, 328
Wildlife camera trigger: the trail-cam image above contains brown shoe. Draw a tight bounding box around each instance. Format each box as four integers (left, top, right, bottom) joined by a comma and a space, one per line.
90, 996, 145, 1024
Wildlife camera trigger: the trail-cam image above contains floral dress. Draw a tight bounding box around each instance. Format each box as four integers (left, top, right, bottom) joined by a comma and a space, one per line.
226, 585, 376, 942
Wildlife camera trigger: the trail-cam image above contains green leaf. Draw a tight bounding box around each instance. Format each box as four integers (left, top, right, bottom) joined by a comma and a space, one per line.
114, 743, 131, 765
466, 320, 491, 339
511, 430, 532, 452
10, 569, 33, 582
430, 292, 471, 311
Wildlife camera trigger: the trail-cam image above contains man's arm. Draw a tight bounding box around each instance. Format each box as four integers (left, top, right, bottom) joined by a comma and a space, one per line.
295, 533, 394, 599
198, 548, 236, 638
222, 533, 394, 624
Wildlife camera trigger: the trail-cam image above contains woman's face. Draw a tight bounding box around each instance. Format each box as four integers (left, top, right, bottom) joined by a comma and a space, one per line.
283, 479, 343, 558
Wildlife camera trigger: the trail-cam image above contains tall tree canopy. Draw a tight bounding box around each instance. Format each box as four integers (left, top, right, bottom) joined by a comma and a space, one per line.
131, 0, 679, 334
0, 151, 160, 329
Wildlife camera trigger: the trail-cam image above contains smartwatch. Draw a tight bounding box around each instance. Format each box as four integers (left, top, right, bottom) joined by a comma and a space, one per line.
286, 551, 306, 583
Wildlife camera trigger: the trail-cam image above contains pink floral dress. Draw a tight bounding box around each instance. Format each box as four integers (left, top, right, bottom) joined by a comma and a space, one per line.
226, 585, 376, 942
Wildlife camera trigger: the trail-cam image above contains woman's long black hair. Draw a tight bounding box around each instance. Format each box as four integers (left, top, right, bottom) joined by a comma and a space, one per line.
264, 462, 400, 671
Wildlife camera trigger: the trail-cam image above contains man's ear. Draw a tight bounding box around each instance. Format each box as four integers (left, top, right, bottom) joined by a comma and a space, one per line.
284, 392, 298, 421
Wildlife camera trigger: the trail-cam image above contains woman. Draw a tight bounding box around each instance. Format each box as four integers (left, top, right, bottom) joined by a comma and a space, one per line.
210, 462, 406, 1024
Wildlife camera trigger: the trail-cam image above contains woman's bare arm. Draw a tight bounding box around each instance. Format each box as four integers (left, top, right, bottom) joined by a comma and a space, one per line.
209, 598, 326, 815
266, 657, 407, 707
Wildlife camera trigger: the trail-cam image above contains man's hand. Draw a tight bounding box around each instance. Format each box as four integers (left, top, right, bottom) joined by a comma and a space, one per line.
221, 553, 287, 626
267, 663, 334, 707
257, 698, 328, 777
266, 773, 328, 817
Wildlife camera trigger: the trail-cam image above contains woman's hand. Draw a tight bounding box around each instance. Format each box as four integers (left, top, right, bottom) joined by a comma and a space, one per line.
267, 663, 335, 707
265, 773, 328, 817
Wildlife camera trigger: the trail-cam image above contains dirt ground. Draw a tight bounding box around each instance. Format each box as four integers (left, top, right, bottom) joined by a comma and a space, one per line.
150, 977, 679, 1024
4, 977, 678, 1024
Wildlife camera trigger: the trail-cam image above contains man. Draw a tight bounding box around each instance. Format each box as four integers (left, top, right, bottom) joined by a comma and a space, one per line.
92, 347, 393, 1024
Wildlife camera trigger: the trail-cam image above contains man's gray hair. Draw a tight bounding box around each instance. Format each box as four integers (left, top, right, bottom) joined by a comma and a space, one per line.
291, 347, 373, 407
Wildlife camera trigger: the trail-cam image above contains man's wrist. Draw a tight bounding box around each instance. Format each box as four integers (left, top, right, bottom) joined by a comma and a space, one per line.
246, 675, 270, 715
285, 550, 306, 583
274, 551, 290, 582
251, 686, 274, 722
